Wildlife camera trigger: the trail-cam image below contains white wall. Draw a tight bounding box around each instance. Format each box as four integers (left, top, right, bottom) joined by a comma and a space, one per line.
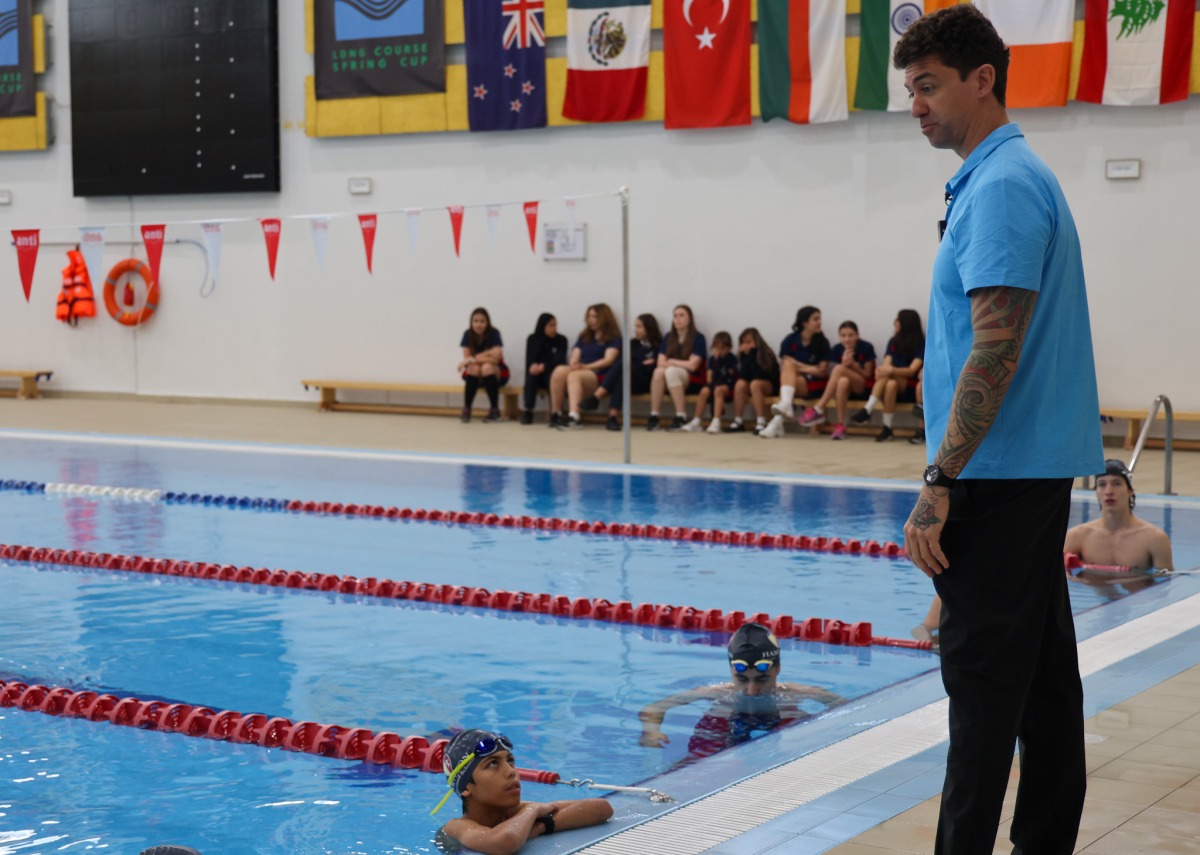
2, 2, 1198, 411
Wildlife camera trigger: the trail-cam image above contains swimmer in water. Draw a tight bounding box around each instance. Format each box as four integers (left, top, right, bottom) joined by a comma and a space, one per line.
433, 729, 612, 855
637, 623, 845, 757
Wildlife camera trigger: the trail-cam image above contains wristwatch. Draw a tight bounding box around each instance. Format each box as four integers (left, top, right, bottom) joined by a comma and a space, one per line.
923, 464, 956, 490
538, 814, 556, 834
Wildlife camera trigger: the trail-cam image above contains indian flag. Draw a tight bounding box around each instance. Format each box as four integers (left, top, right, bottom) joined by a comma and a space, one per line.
562, 0, 652, 122
855, 1, 959, 112
975, 0, 1074, 108
759, 0, 848, 125
1076, 0, 1195, 106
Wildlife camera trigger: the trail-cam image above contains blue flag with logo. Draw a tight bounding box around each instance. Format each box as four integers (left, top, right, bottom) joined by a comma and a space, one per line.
465, 0, 547, 131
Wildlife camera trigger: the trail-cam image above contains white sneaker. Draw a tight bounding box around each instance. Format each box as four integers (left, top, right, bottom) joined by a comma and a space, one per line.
680, 417, 703, 433
705, 420, 722, 434
759, 415, 785, 438
770, 401, 794, 419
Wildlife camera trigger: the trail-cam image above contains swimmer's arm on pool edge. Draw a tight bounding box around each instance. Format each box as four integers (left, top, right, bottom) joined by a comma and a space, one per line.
442, 799, 613, 854
638, 685, 727, 747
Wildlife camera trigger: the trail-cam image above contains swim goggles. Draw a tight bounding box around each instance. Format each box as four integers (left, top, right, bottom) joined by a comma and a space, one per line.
430, 733, 514, 815
730, 659, 774, 674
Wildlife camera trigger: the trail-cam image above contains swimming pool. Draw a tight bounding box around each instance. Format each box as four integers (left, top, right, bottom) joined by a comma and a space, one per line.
0, 434, 1193, 854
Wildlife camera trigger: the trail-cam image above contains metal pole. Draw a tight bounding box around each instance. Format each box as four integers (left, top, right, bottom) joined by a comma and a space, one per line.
620, 187, 631, 465
1162, 395, 1174, 495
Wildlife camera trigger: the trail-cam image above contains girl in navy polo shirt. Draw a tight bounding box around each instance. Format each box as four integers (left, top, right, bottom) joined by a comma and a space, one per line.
852, 309, 925, 442
548, 303, 621, 430
724, 328, 780, 434
457, 307, 506, 423
798, 320, 877, 440
648, 304, 707, 431
769, 306, 831, 420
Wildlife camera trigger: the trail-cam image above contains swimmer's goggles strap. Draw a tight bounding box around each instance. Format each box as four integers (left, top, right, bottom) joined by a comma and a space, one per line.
430, 751, 477, 816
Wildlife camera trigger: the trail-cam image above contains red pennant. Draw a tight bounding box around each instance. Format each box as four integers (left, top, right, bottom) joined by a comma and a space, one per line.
358, 214, 378, 274
11, 229, 39, 302
523, 201, 539, 254
448, 206, 464, 257
260, 218, 282, 280
140, 224, 166, 286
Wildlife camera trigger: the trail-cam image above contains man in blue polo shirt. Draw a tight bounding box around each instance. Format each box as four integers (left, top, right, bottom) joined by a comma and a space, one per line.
894, 7, 1103, 855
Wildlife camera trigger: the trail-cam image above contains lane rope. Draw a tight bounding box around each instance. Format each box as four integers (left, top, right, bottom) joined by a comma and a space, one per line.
0, 543, 933, 651
0, 479, 909, 559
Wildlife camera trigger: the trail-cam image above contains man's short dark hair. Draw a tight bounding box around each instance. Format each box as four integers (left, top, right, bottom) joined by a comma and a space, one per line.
892, 4, 1010, 107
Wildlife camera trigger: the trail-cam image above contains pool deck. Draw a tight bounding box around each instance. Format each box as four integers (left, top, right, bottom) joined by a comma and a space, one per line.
4, 394, 1200, 855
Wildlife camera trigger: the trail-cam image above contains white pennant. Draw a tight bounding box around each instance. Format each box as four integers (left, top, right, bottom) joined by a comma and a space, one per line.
201, 222, 224, 288
310, 217, 331, 270
486, 206, 501, 244
406, 209, 421, 250
78, 226, 106, 284
564, 197, 577, 227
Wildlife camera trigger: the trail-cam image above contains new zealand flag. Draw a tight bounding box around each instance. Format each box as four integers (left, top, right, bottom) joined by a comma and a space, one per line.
465, 0, 546, 132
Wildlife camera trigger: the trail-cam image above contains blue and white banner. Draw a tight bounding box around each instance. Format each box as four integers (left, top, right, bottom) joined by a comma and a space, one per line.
465, 0, 547, 131
0, 0, 35, 118
314, 0, 445, 99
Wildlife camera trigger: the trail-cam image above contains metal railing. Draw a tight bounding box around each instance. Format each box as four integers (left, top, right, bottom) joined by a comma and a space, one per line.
1128, 395, 1175, 495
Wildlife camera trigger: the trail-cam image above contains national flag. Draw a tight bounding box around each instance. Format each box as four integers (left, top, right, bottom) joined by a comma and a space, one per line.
856, 1, 950, 112
663, 0, 751, 129
1077, 0, 1194, 106
563, 0, 652, 123
974, 0, 1073, 108
465, 0, 547, 131
759, 0, 848, 124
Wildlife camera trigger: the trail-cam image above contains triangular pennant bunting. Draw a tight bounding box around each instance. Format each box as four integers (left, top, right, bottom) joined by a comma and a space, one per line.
564, 197, 577, 226
78, 227, 106, 285
11, 229, 39, 302
140, 224, 166, 286
358, 214, 378, 274
201, 222, 224, 288
486, 206, 501, 245
406, 209, 421, 250
448, 206, 465, 257
523, 201, 539, 254
260, 218, 282, 280
310, 218, 331, 271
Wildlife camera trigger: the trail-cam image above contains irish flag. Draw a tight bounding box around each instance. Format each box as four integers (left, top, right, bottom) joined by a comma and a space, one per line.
562, 0, 652, 122
1077, 0, 1194, 106
975, 0, 1073, 108
856, 0, 959, 112
759, 0, 848, 124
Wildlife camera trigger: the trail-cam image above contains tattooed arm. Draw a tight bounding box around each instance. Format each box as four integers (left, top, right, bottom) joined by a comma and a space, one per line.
904, 286, 1038, 577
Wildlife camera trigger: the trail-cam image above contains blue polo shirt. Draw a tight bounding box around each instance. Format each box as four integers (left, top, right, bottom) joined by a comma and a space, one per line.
926, 123, 1102, 479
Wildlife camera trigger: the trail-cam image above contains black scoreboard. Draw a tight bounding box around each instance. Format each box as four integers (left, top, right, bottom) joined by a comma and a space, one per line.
69, 0, 280, 197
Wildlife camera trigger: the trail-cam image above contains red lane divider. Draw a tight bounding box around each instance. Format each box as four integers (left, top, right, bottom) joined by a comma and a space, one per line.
0, 678, 559, 781
0, 543, 932, 651
278, 501, 907, 559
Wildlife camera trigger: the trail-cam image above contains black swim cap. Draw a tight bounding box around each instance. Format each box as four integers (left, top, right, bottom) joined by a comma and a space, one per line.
442, 729, 513, 797
727, 622, 780, 666
1098, 459, 1133, 490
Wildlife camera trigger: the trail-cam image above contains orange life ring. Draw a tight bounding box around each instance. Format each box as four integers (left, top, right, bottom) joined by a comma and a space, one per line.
103, 259, 159, 326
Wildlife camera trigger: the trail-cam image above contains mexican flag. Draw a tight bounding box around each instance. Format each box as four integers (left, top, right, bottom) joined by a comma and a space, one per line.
975, 0, 1074, 108
759, 0, 848, 125
855, 0, 960, 112
562, 0, 652, 122
1077, 0, 1194, 106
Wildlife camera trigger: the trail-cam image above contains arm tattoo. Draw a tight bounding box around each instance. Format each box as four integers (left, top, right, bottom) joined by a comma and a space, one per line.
910, 491, 945, 531
935, 287, 1038, 477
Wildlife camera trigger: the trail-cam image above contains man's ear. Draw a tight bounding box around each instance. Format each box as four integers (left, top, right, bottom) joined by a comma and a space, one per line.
973, 64, 996, 100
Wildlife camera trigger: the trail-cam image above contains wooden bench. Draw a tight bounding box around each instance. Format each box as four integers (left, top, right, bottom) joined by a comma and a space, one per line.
1100, 407, 1200, 452
302, 380, 522, 420
0, 370, 53, 399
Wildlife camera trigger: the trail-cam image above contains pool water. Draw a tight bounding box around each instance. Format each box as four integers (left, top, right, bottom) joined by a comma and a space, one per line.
0, 435, 1193, 854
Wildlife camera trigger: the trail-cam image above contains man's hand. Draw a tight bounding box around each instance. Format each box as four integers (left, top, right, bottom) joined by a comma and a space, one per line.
639, 729, 669, 748
904, 486, 951, 578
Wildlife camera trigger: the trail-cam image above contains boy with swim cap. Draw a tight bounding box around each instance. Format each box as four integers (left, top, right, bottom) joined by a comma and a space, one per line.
638, 623, 844, 753
433, 728, 612, 854
1064, 459, 1173, 578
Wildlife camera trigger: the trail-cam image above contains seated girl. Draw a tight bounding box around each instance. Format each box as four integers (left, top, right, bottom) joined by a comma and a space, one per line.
457, 307, 507, 423
682, 331, 737, 433
723, 328, 780, 434
580, 313, 662, 431
520, 314, 568, 425
769, 306, 831, 421
852, 309, 925, 442
797, 321, 877, 440
648, 304, 707, 431
434, 729, 612, 854
548, 303, 621, 430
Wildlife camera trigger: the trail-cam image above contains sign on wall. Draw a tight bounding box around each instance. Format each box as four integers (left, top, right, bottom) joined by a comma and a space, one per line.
314, 0, 445, 99
0, 0, 35, 117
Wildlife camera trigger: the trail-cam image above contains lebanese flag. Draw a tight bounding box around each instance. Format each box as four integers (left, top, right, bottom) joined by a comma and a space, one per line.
1077, 0, 1193, 106
663, 0, 751, 129
759, 0, 847, 125
562, 0, 651, 122
975, 0, 1073, 108
856, 1, 954, 112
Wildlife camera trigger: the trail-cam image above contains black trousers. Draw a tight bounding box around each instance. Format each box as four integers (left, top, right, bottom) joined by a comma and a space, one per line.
522, 373, 551, 410
932, 478, 1084, 855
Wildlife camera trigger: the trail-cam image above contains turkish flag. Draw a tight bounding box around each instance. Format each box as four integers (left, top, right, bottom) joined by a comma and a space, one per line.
664, 0, 752, 129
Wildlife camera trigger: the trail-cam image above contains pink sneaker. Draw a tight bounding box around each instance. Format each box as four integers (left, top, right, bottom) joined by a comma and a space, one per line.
798, 407, 823, 427
830, 424, 847, 440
